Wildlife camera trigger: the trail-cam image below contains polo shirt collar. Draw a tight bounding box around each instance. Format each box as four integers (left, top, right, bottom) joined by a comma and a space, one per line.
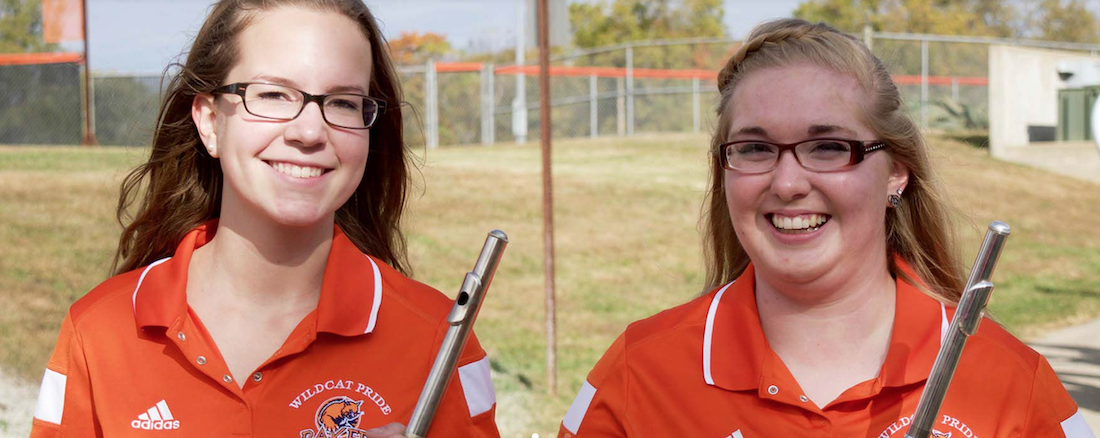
132, 221, 384, 337
703, 260, 948, 392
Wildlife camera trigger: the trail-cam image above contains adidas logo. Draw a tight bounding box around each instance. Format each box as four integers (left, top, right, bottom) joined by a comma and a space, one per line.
130, 400, 181, 430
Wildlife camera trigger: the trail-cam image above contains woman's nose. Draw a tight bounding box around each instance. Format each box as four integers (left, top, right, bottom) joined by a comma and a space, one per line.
283, 101, 329, 148
769, 151, 811, 201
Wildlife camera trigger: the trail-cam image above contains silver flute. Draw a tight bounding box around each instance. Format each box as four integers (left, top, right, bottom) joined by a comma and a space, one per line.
406, 230, 508, 438
905, 221, 1011, 438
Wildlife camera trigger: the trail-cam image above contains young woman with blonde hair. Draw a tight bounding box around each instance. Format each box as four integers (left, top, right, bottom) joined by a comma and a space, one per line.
560, 19, 1091, 438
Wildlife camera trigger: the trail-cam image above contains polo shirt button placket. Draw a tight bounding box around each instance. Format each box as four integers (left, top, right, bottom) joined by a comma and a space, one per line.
252, 372, 263, 383
799, 395, 809, 403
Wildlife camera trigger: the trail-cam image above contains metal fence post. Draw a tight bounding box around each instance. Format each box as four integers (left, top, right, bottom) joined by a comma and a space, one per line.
426, 59, 439, 149
626, 46, 634, 136
920, 38, 928, 129
692, 77, 700, 134
589, 73, 598, 138
481, 63, 495, 145
616, 77, 625, 136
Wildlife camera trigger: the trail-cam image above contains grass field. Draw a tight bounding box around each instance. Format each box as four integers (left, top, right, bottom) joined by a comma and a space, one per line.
2, 133, 1100, 434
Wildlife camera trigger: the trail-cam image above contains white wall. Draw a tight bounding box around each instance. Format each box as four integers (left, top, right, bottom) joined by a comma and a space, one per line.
988, 45, 1100, 157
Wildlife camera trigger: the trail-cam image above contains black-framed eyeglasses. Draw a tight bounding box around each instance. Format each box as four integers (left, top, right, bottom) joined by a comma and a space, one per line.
213, 82, 386, 130
718, 138, 888, 173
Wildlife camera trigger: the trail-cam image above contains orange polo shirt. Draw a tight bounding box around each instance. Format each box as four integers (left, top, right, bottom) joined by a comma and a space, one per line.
560, 263, 1093, 438
31, 222, 500, 437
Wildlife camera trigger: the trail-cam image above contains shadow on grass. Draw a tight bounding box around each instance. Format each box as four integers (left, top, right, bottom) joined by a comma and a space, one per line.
490, 357, 534, 390
1032, 342, 1100, 412
1036, 285, 1100, 299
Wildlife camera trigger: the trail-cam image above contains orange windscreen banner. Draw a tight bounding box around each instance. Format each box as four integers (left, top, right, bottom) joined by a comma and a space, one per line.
42, 0, 84, 43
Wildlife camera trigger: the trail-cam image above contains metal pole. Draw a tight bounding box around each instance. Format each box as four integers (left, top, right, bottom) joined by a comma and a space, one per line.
481, 63, 495, 145
426, 59, 439, 149
863, 23, 873, 50
920, 38, 929, 129
537, 0, 557, 396
626, 46, 634, 136
616, 77, 625, 136
512, 0, 528, 144
692, 77, 700, 134
590, 73, 598, 138
80, 0, 97, 146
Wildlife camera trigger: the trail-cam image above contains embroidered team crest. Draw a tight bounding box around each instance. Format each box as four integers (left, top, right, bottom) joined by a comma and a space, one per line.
877, 414, 971, 438
299, 396, 367, 438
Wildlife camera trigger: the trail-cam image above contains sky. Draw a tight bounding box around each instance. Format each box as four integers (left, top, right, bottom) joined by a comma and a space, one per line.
79, 0, 804, 75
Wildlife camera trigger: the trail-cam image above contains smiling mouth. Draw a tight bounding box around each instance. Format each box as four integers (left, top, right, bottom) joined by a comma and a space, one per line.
768, 213, 830, 234
266, 161, 329, 179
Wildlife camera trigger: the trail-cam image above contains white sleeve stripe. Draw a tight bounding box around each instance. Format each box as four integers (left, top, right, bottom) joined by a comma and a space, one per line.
563, 380, 597, 434
939, 302, 949, 344
1062, 410, 1096, 438
703, 281, 735, 386
33, 369, 66, 425
364, 257, 382, 334
131, 257, 171, 315
457, 356, 495, 417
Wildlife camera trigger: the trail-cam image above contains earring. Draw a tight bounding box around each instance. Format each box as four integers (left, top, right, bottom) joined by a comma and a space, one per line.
206, 143, 217, 158
888, 188, 903, 208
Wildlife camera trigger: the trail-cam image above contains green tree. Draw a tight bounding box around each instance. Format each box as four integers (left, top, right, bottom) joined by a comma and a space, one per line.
0, 0, 52, 52
569, 0, 727, 68
793, 0, 1014, 36
1032, 0, 1100, 44
793, 0, 1100, 43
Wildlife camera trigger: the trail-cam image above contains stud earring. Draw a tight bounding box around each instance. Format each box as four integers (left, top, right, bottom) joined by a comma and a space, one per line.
888, 188, 903, 208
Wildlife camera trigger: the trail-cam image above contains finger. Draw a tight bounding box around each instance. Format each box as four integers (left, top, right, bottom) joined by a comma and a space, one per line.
363, 422, 407, 438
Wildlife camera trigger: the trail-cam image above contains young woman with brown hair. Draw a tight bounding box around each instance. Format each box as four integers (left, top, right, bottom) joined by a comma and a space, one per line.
31, 1, 499, 436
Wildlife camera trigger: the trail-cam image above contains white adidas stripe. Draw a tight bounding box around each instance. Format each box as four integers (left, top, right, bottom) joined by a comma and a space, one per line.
136, 400, 174, 421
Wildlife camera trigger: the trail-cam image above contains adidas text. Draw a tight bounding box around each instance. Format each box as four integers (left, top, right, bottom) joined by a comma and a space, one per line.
131, 419, 181, 430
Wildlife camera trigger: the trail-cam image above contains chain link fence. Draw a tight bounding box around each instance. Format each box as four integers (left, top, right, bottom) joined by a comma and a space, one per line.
3, 33, 1099, 147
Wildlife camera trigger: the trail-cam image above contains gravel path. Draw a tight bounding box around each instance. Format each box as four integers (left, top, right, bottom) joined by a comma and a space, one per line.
1033, 316, 1100, 433
0, 368, 35, 438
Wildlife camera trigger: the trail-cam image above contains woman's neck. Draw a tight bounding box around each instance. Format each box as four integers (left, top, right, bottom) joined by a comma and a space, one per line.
192, 210, 334, 308
754, 257, 898, 407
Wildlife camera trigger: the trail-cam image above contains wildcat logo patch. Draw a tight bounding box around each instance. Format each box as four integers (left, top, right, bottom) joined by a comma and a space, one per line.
299, 396, 366, 438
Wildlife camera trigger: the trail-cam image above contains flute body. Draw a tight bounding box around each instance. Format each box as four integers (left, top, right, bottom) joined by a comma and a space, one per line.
406, 230, 508, 438
905, 221, 1011, 438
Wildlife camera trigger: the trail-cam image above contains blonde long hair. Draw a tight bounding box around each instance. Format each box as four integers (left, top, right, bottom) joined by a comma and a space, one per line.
702, 19, 966, 303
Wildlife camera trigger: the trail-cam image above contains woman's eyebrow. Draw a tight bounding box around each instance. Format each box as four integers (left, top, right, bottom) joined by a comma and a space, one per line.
250, 75, 366, 94
807, 124, 857, 136
733, 126, 769, 137
327, 84, 368, 94
252, 74, 299, 88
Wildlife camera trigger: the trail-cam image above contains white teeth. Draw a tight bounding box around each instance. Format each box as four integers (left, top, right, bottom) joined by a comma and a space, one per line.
270, 162, 324, 179
771, 214, 828, 231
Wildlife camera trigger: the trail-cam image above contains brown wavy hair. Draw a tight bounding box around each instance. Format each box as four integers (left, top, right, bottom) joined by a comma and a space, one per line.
112, 0, 410, 275
702, 18, 967, 303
